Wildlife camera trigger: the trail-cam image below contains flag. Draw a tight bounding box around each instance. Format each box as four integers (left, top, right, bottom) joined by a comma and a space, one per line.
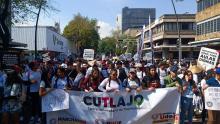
136, 25, 145, 62
149, 15, 154, 64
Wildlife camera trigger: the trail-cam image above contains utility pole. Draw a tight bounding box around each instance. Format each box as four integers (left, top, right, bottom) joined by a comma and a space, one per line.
171, 0, 182, 63
35, 0, 43, 60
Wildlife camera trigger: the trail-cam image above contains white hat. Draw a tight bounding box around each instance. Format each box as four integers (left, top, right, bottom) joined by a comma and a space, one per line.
135, 63, 142, 68
60, 63, 68, 69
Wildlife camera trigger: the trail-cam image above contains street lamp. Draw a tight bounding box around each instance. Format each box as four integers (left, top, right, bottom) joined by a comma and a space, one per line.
34, 0, 44, 60
171, 0, 182, 64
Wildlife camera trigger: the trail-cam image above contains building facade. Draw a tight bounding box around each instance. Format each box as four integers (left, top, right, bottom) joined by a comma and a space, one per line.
189, 0, 220, 49
12, 26, 75, 61
137, 14, 199, 60
122, 7, 156, 32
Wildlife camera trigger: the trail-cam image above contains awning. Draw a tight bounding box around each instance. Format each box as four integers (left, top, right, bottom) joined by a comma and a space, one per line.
188, 38, 220, 46
0, 41, 27, 48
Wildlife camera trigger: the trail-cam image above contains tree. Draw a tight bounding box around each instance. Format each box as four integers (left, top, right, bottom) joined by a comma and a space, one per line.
0, 0, 56, 48
98, 37, 116, 56
111, 30, 137, 56
63, 14, 100, 57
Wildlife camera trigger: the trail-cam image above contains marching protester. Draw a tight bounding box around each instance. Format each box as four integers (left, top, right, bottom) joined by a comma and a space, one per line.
164, 65, 182, 92
39, 69, 54, 124
142, 64, 160, 90
71, 64, 85, 91
23, 61, 42, 124
203, 68, 220, 124
51, 67, 73, 90
0, 63, 6, 109
115, 61, 127, 83
200, 69, 214, 123
80, 67, 103, 92
157, 61, 168, 88
135, 63, 145, 81
39, 69, 53, 96
100, 60, 109, 78
123, 68, 142, 93
122, 60, 130, 76
1, 69, 24, 124
180, 70, 198, 124
98, 69, 123, 92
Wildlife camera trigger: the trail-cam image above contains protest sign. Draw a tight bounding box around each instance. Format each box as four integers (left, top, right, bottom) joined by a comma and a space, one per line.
83, 49, 94, 60
42, 89, 69, 112
45, 88, 180, 124
198, 47, 219, 71
205, 87, 220, 110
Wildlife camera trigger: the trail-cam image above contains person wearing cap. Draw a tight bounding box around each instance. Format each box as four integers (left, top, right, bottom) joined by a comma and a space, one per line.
164, 65, 182, 91
122, 68, 142, 92
203, 68, 220, 124
142, 65, 160, 90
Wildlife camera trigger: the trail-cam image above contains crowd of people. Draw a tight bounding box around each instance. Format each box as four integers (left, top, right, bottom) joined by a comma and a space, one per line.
0, 58, 220, 124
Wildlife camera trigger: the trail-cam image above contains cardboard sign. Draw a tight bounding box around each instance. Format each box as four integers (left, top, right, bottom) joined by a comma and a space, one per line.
198, 47, 219, 71
205, 87, 220, 110
83, 49, 94, 60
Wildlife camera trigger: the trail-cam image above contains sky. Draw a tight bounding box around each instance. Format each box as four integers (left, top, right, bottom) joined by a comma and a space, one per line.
17, 0, 197, 38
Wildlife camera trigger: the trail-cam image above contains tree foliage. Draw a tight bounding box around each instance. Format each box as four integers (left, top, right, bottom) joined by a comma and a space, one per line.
0, 0, 57, 23
0, 0, 56, 48
98, 37, 116, 55
111, 30, 137, 56
63, 14, 100, 56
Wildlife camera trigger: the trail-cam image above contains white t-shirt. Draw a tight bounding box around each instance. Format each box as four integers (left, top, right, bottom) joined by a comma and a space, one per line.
51, 77, 69, 90
200, 79, 206, 90
157, 68, 167, 85
128, 79, 139, 89
24, 70, 41, 93
98, 78, 120, 92
136, 71, 145, 80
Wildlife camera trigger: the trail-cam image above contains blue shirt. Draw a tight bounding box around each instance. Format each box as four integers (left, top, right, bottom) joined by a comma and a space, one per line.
206, 77, 220, 87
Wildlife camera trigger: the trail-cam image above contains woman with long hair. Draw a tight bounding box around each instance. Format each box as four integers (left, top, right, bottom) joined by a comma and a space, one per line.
180, 70, 197, 124
1, 70, 24, 124
80, 68, 102, 92
142, 65, 160, 90
98, 69, 122, 92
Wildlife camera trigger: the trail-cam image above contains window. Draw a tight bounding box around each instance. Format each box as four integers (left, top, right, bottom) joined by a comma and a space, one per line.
181, 23, 189, 30
214, 19, 217, 32
217, 18, 220, 31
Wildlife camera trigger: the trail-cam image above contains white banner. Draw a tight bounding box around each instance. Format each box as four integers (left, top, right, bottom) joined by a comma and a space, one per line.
45, 88, 180, 124
198, 47, 219, 71
205, 87, 220, 110
83, 49, 95, 60
42, 89, 69, 112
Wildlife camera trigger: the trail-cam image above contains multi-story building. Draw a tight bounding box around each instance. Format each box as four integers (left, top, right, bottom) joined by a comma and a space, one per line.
122, 7, 156, 32
136, 14, 199, 60
189, 0, 220, 49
